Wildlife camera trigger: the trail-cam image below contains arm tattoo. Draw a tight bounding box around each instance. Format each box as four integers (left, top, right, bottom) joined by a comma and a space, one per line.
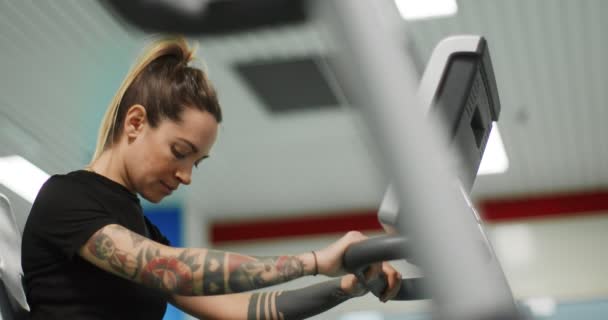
87, 232, 139, 278
129, 230, 147, 246
203, 251, 306, 294
86, 225, 308, 295
225, 254, 305, 293
203, 250, 226, 294
140, 248, 202, 294
247, 279, 353, 320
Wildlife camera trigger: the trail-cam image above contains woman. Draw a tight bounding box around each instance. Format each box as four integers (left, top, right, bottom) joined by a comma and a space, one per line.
21, 36, 401, 319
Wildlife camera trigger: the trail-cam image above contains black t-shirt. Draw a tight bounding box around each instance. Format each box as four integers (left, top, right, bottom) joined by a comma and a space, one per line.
21, 170, 171, 320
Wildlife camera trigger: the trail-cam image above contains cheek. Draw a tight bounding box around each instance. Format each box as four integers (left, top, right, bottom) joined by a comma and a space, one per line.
142, 148, 175, 178
127, 148, 168, 182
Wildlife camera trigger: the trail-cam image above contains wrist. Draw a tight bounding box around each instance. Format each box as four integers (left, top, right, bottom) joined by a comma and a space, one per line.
297, 252, 319, 276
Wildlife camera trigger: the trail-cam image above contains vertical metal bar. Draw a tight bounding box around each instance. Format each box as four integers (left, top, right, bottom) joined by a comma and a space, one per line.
311, 1, 520, 319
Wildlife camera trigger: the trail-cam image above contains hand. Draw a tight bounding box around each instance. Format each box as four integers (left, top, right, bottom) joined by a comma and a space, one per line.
367, 262, 402, 302
314, 231, 368, 277
339, 262, 402, 302
339, 274, 367, 298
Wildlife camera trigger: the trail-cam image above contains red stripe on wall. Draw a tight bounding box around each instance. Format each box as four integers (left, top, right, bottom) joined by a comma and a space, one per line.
211, 190, 608, 244
478, 190, 608, 222
211, 210, 381, 244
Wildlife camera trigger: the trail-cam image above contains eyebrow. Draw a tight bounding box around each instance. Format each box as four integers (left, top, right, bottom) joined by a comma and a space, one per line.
177, 138, 199, 153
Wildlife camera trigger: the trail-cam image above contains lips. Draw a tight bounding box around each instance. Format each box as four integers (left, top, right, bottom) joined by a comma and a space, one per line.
161, 181, 177, 193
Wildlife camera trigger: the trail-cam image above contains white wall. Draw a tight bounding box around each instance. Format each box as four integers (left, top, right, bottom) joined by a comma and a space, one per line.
487, 213, 608, 300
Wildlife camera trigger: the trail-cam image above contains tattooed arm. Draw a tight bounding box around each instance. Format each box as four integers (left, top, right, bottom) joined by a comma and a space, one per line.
79, 224, 317, 296
171, 275, 366, 320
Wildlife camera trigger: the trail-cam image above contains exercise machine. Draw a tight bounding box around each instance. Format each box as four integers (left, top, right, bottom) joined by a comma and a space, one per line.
342, 34, 505, 302
0, 194, 29, 319
317, 2, 520, 318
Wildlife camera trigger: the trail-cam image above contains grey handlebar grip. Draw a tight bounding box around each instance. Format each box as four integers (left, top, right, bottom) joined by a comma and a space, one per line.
343, 236, 412, 268
343, 236, 429, 301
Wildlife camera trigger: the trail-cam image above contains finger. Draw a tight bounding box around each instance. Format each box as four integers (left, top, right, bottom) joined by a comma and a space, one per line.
362, 263, 386, 299
382, 273, 402, 302
381, 263, 401, 302
386, 272, 402, 301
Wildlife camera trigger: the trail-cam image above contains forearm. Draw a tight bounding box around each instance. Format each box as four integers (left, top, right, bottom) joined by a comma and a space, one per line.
193, 249, 317, 295
82, 225, 316, 296
172, 278, 356, 319
247, 279, 355, 320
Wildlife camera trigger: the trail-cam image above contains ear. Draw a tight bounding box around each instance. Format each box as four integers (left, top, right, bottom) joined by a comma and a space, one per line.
124, 104, 147, 139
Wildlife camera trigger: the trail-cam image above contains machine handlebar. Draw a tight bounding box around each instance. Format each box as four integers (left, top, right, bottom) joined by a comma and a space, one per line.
342, 236, 429, 301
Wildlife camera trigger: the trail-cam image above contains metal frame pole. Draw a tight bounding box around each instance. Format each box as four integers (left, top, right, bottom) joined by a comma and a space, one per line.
311, 1, 520, 319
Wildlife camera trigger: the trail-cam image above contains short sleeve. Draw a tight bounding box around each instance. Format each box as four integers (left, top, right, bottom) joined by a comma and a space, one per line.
143, 216, 171, 246
28, 176, 118, 260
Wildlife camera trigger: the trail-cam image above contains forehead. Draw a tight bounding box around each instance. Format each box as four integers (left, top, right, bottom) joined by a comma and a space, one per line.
158, 108, 218, 150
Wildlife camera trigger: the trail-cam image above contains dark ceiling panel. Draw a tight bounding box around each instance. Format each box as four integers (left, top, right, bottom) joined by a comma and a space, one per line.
235, 56, 340, 114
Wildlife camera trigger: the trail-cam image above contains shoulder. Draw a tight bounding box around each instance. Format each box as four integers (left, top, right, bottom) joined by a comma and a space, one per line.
28, 170, 107, 223
37, 170, 94, 194
23, 171, 121, 254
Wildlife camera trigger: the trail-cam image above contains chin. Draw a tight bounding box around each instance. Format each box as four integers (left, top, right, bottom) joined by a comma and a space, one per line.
142, 192, 164, 204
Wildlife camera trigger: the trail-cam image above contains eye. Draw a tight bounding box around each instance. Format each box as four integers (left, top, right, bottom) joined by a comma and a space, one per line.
171, 146, 186, 160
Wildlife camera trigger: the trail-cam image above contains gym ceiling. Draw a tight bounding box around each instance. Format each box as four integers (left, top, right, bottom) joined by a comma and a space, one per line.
1, 0, 606, 223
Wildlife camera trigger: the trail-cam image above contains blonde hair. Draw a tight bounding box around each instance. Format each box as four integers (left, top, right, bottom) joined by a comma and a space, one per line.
90, 36, 222, 164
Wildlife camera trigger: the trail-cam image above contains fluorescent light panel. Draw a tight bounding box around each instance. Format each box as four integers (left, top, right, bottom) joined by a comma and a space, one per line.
395, 0, 458, 20
0, 155, 50, 203
478, 123, 509, 175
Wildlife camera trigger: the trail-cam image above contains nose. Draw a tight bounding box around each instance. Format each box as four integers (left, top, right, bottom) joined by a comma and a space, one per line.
175, 166, 192, 185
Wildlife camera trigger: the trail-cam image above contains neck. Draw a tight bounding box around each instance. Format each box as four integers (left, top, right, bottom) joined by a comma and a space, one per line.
88, 149, 134, 192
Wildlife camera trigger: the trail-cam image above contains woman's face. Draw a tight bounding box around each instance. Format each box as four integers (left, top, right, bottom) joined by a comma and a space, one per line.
124, 106, 219, 203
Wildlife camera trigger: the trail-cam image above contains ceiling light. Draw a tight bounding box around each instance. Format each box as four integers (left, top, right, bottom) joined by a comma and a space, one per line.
0, 155, 50, 203
478, 123, 509, 175
524, 297, 557, 317
395, 0, 458, 21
